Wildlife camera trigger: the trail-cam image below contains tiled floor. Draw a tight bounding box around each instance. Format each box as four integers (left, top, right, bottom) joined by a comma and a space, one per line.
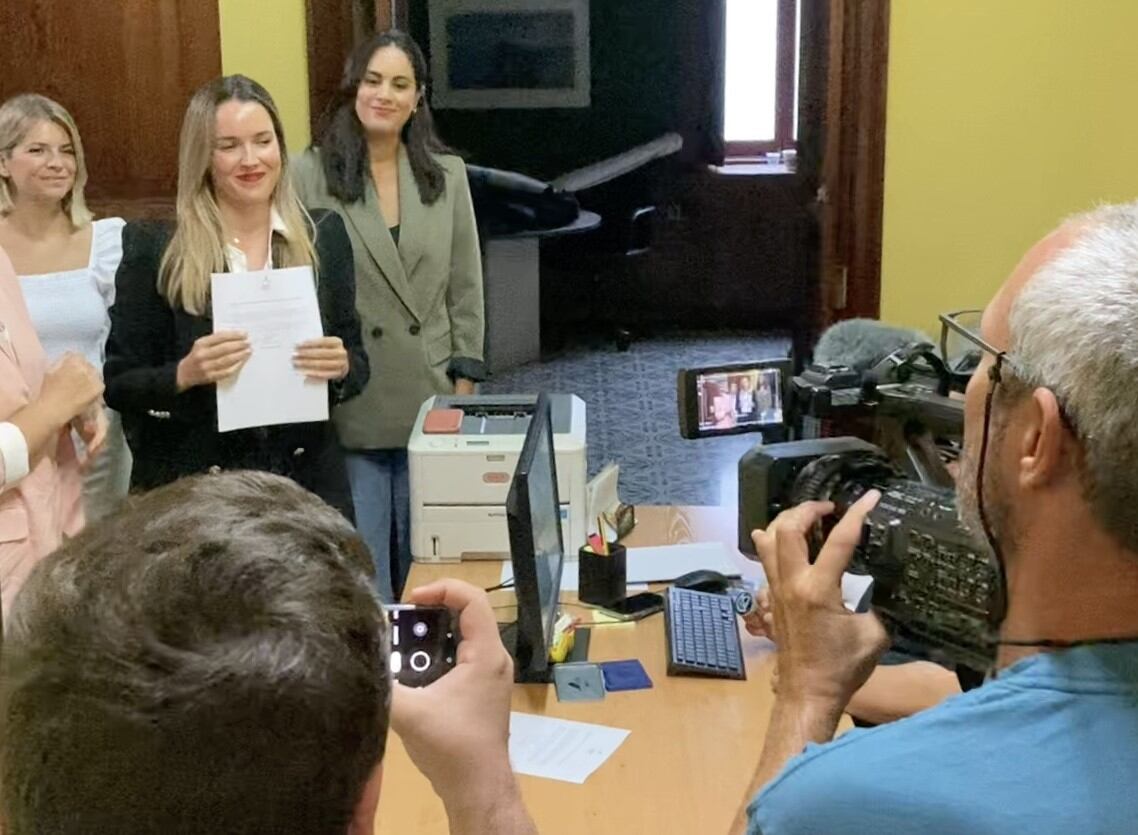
483, 332, 791, 506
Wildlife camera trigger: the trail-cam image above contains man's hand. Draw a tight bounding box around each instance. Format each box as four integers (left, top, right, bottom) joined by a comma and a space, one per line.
742, 585, 775, 640
176, 331, 250, 391
742, 585, 780, 694
738, 492, 892, 812
39, 353, 104, 425
390, 580, 535, 835
454, 378, 476, 396
751, 492, 889, 709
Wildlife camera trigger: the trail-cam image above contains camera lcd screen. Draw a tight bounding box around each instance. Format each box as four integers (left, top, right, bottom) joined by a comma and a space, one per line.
677, 358, 792, 440
697, 368, 783, 432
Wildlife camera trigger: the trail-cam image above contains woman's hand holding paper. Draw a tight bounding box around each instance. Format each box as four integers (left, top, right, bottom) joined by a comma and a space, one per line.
293, 336, 349, 381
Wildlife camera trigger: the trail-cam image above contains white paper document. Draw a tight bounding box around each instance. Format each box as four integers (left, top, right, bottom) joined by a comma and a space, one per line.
211, 267, 328, 432
508, 712, 630, 784
500, 541, 740, 591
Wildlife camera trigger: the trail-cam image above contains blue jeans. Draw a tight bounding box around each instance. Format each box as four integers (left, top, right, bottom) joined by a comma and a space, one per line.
344, 449, 411, 603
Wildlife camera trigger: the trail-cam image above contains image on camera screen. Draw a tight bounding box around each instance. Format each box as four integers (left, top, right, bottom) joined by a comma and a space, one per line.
696, 367, 783, 433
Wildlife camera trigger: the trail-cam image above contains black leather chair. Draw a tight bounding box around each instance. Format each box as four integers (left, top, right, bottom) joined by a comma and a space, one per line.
597, 204, 659, 350
541, 134, 681, 352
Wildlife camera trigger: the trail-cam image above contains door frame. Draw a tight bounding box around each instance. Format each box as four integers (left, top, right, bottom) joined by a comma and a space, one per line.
817, 0, 891, 325
376, 0, 409, 29
306, 0, 412, 138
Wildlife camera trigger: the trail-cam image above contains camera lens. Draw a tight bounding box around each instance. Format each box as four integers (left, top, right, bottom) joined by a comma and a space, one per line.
409, 650, 431, 672
412, 621, 429, 638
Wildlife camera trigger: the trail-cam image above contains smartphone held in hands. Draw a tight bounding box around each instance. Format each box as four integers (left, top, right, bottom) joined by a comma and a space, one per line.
384, 605, 458, 687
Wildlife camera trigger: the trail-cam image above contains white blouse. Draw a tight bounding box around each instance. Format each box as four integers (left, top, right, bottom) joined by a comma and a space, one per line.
18, 217, 125, 370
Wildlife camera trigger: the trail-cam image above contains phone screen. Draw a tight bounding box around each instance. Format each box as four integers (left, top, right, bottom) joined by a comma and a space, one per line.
602, 592, 664, 620
385, 605, 457, 687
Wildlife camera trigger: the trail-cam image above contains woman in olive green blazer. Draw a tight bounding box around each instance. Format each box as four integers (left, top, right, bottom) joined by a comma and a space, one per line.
293, 30, 485, 601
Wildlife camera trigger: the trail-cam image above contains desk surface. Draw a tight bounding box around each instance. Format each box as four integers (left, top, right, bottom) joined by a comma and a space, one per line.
377, 506, 784, 835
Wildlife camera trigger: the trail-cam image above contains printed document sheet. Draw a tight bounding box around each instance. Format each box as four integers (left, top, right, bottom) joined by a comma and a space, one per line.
508, 712, 630, 784
211, 267, 327, 432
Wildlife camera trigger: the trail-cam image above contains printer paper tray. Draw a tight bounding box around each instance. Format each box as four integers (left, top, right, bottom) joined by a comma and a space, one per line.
412, 503, 573, 564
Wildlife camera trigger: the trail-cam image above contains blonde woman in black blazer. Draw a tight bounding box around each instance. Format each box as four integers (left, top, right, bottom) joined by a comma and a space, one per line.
293, 30, 485, 601
106, 76, 368, 520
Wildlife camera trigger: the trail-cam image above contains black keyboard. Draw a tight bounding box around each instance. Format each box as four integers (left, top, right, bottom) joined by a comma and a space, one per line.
664, 586, 746, 680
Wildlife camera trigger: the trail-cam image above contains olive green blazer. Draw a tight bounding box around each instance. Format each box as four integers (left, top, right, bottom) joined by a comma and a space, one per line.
293, 148, 485, 449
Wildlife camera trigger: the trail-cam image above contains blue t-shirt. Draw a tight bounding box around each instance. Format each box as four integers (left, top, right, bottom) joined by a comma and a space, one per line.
749, 643, 1138, 835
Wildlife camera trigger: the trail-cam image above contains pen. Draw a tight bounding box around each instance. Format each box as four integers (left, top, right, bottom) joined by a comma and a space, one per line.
596, 515, 609, 555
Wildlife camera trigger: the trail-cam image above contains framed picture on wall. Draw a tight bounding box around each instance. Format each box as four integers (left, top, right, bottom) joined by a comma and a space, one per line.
428, 0, 590, 109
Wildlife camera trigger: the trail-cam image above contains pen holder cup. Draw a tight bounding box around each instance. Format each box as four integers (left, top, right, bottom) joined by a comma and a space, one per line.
578, 543, 627, 608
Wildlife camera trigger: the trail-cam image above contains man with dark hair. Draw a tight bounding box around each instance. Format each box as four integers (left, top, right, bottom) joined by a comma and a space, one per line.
0, 470, 535, 835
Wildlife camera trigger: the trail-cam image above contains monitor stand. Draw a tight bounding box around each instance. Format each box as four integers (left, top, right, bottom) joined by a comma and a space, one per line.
497, 622, 592, 684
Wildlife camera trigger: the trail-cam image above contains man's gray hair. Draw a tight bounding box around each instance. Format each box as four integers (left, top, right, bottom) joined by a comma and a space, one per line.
1007, 200, 1138, 552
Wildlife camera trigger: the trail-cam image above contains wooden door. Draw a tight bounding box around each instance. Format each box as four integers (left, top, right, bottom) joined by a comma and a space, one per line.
306, 0, 381, 138
0, 1, 222, 219
816, 0, 891, 324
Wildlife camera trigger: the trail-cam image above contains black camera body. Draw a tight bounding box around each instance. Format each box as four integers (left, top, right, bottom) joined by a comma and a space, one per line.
739, 437, 999, 671
791, 343, 963, 434
791, 363, 867, 418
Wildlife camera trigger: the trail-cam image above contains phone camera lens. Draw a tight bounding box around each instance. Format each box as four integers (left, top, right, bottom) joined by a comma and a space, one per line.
409, 650, 431, 672
412, 621, 429, 638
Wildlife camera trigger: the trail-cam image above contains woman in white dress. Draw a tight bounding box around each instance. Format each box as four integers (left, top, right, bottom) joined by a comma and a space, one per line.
0, 94, 130, 521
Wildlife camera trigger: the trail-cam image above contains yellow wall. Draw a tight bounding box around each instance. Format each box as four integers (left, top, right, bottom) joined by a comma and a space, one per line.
880, 1, 1138, 333
217, 0, 310, 151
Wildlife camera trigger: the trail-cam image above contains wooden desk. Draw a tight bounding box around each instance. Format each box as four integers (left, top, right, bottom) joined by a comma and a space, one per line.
377, 506, 776, 835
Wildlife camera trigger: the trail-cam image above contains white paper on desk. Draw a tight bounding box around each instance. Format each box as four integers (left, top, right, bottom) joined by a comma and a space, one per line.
501, 541, 738, 591
508, 712, 630, 784
622, 541, 740, 582
499, 561, 646, 593
211, 267, 328, 432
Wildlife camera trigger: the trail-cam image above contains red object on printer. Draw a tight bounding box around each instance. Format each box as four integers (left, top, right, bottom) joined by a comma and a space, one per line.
423, 408, 464, 434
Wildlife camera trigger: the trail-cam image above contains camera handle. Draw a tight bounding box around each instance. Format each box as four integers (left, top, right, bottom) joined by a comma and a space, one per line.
874, 419, 956, 489
863, 342, 953, 396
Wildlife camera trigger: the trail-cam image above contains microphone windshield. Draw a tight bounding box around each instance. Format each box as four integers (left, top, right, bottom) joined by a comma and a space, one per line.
813, 319, 931, 374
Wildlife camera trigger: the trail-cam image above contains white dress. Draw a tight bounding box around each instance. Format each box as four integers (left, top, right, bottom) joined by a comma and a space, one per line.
18, 217, 132, 522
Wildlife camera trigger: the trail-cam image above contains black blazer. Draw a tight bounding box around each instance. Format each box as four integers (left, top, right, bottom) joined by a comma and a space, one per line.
104, 209, 368, 519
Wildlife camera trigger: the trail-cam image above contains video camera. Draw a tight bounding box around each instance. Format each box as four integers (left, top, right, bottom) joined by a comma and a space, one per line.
793, 341, 962, 424
737, 437, 998, 671
791, 342, 966, 488
675, 321, 997, 671
674, 342, 965, 469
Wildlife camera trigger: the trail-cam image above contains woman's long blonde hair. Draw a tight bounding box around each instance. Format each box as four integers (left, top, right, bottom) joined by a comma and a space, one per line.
161, 75, 317, 314
0, 94, 93, 227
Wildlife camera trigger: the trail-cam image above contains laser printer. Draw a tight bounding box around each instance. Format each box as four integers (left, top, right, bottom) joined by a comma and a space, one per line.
408, 394, 587, 562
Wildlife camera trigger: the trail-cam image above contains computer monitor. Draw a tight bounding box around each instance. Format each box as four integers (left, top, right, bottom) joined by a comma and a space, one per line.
504, 394, 565, 683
